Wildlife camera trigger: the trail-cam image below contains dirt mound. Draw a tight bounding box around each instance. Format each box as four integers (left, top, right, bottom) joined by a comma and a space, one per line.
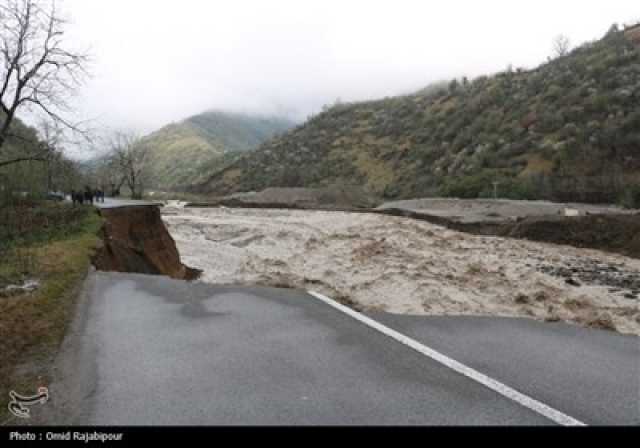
495, 214, 640, 259
93, 206, 200, 280
190, 185, 381, 209
375, 208, 640, 259
378, 198, 636, 223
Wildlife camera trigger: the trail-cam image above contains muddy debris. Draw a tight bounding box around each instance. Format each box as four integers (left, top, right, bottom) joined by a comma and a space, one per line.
533, 291, 549, 302
564, 278, 581, 287
584, 312, 617, 331
538, 257, 640, 298
163, 206, 640, 335
563, 297, 591, 311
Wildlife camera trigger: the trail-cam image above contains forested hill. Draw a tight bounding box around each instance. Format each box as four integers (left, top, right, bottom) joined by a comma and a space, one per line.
0, 114, 80, 198
142, 110, 294, 190
194, 26, 640, 205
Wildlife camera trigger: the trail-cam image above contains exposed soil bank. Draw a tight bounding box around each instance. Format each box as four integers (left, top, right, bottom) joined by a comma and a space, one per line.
378, 198, 634, 224
458, 214, 640, 260
187, 186, 381, 209
377, 208, 640, 260
93, 206, 200, 280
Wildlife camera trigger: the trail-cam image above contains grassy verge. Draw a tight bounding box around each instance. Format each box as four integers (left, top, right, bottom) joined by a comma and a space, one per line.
0, 202, 103, 423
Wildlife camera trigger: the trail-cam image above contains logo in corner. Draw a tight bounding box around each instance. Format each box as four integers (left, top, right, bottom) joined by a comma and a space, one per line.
8, 387, 49, 419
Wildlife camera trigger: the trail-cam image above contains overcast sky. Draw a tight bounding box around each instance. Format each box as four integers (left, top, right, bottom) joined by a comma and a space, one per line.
61, 0, 638, 134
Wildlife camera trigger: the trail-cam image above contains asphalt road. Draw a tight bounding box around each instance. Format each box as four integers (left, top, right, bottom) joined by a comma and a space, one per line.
369, 313, 640, 425
35, 272, 638, 425
93, 198, 164, 209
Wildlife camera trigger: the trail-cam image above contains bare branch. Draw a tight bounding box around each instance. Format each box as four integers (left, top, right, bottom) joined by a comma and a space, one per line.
102, 130, 152, 199
0, 154, 46, 167
0, 0, 91, 151
552, 34, 571, 58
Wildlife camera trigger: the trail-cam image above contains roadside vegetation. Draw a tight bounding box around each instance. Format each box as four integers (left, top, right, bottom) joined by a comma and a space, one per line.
0, 201, 103, 423
0, 0, 98, 422
619, 184, 640, 209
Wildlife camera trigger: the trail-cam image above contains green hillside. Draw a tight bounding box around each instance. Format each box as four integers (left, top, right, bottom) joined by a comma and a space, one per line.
194, 27, 640, 205
0, 115, 82, 200
142, 111, 294, 190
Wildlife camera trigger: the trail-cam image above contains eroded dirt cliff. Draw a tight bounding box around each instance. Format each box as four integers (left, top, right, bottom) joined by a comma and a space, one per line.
93, 205, 200, 280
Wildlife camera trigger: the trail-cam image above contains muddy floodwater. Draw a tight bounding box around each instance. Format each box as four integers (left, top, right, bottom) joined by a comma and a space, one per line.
162, 206, 640, 335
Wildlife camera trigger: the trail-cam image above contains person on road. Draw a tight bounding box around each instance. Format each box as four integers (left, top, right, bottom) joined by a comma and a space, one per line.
84, 187, 94, 205
72, 190, 84, 205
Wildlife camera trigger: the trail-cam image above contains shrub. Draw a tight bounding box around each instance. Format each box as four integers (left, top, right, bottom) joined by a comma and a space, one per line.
440, 171, 500, 198
619, 185, 640, 209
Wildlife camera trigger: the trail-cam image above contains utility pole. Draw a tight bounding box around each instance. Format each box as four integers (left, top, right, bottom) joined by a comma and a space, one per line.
492, 181, 500, 199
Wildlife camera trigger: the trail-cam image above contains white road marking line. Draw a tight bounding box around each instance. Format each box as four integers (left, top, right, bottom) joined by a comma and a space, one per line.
307, 290, 586, 427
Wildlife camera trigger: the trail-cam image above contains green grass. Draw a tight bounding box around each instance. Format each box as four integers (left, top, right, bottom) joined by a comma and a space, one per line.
0, 202, 103, 423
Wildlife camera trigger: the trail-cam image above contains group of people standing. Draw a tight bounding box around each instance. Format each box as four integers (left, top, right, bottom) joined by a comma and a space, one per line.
71, 187, 105, 205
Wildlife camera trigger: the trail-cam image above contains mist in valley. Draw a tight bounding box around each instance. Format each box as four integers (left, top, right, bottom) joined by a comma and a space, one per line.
61, 0, 638, 147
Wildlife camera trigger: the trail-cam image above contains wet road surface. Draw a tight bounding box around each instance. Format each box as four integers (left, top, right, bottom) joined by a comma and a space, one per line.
37, 272, 638, 425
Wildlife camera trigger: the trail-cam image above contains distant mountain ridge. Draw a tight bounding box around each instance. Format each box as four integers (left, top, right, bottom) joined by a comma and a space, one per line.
142, 110, 294, 190
193, 27, 640, 205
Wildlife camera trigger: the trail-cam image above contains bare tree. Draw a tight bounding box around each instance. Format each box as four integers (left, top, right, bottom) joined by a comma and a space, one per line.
552, 34, 571, 58
109, 131, 151, 200
36, 119, 59, 189
42, 143, 81, 193
0, 0, 91, 165
93, 154, 121, 195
